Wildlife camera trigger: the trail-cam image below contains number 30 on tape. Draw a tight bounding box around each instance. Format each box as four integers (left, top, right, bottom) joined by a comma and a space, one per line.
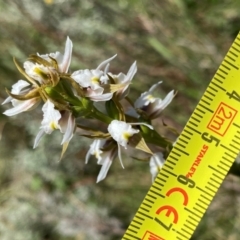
122, 32, 240, 240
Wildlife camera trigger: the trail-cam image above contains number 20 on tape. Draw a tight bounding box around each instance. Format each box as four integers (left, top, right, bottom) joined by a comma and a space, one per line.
122, 32, 240, 240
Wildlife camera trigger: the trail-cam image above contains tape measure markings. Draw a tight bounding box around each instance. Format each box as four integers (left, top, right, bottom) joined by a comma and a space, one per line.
168, 155, 179, 162
229, 143, 239, 152
164, 163, 174, 170
234, 123, 240, 129
186, 125, 201, 135
232, 136, 240, 143
154, 180, 164, 187
123, 35, 240, 238
200, 98, 211, 106
221, 144, 238, 154
161, 168, 177, 177
234, 41, 240, 49
224, 53, 238, 64
139, 207, 149, 213
178, 137, 188, 145
192, 111, 204, 118
151, 185, 163, 193
171, 150, 181, 157
222, 64, 231, 71
205, 90, 215, 97
231, 137, 239, 144
187, 121, 198, 129
176, 142, 186, 149
130, 224, 140, 231
208, 85, 218, 93
225, 56, 236, 64
228, 51, 238, 58
234, 132, 240, 138
219, 160, 230, 169
213, 76, 224, 84
173, 147, 189, 156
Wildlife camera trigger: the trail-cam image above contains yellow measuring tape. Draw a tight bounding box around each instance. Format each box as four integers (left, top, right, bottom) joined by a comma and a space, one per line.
122, 33, 240, 240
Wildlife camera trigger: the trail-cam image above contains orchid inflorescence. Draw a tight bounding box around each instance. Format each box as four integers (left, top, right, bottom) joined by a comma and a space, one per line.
2, 37, 176, 183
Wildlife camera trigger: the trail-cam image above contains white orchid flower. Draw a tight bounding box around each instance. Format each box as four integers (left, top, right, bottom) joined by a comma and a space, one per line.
133, 81, 175, 119
109, 61, 137, 99
85, 139, 105, 164
24, 61, 54, 84
107, 120, 139, 149
71, 55, 117, 101
39, 36, 73, 73
71, 69, 113, 101
24, 37, 73, 83
85, 139, 118, 183
34, 100, 75, 148
149, 152, 165, 182
107, 120, 153, 169
107, 120, 153, 148
2, 80, 40, 116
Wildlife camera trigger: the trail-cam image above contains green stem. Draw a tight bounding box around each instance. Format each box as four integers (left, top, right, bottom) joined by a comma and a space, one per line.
92, 107, 113, 124
143, 129, 172, 149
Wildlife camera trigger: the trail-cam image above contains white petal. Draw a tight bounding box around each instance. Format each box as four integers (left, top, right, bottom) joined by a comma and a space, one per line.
85, 148, 92, 164
61, 113, 75, 144
41, 100, 61, 134
24, 61, 50, 83
3, 98, 39, 116
72, 69, 104, 89
2, 96, 12, 105
104, 63, 110, 75
85, 139, 105, 164
12, 80, 30, 94
126, 61, 137, 81
134, 92, 150, 109
160, 90, 175, 109
85, 140, 98, 164
60, 36, 73, 73
134, 81, 162, 109
71, 69, 91, 87
88, 92, 113, 102
33, 129, 45, 148
117, 144, 124, 169
148, 81, 162, 93
130, 122, 153, 130
150, 90, 175, 118
108, 120, 139, 148
2, 80, 30, 105
96, 54, 117, 70
116, 72, 126, 83
96, 158, 113, 183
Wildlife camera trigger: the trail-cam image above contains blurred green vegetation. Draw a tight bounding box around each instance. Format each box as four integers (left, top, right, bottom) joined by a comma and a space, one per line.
1, 0, 240, 239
